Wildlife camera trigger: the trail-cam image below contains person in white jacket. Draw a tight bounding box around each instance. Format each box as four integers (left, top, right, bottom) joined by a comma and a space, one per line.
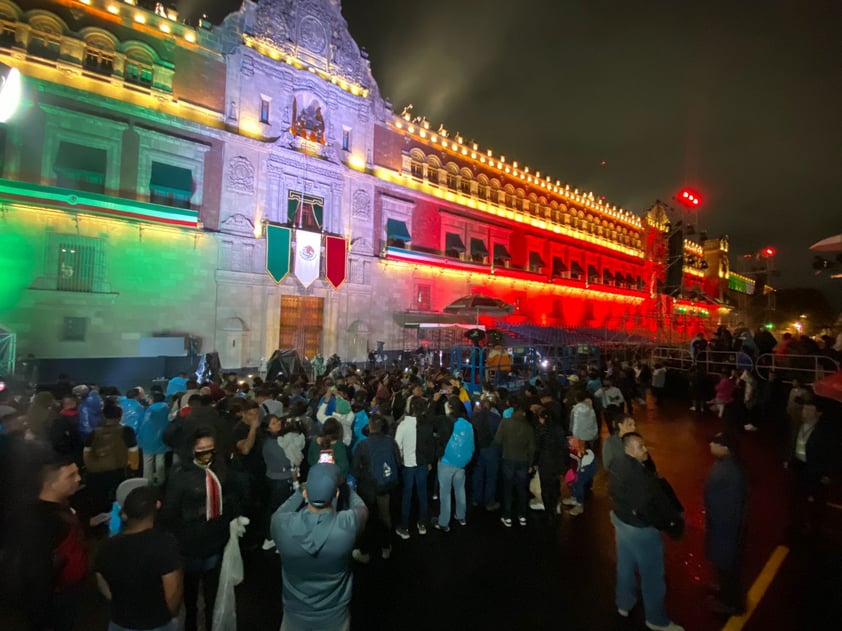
570, 391, 598, 445
317, 388, 355, 446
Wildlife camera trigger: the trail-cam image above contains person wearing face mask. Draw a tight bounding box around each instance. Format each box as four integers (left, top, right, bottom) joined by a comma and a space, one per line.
160, 427, 241, 631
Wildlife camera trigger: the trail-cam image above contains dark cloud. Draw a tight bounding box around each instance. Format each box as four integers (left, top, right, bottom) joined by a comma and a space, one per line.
210, 0, 842, 306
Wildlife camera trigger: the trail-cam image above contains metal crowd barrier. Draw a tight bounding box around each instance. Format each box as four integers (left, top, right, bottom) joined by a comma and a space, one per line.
755, 353, 839, 385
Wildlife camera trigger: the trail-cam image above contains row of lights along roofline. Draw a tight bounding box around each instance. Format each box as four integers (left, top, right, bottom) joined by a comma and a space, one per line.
78, 0, 198, 43
242, 35, 371, 99
392, 116, 642, 230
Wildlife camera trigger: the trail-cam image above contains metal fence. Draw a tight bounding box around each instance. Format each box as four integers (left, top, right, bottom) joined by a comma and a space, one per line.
650, 345, 839, 386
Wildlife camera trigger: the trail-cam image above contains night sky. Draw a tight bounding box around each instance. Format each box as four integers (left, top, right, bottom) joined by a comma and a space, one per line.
206, 0, 841, 304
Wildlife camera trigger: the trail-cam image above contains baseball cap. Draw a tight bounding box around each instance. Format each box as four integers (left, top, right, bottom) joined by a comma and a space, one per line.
710, 432, 735, 450
305, 463, 340, 508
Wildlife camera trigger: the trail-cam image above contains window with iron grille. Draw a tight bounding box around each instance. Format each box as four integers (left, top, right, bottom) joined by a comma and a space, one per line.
54, 141, 106, 194
49, 234, 106, 293
415, 284, 431, 310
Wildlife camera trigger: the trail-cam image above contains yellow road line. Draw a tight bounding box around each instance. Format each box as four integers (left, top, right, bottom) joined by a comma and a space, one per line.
721, 545, 790, 631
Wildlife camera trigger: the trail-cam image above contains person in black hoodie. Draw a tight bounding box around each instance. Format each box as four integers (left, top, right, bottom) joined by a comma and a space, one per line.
160, 426, 241, 631
533, 407, 567, 518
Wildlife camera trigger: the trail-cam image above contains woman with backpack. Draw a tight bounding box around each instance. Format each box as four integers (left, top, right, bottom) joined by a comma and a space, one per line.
83, 402, 139, 514
434, 396, 475, 532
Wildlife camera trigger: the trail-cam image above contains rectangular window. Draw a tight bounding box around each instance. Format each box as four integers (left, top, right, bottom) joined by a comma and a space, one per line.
260, 98, 270, 124
54, 141, 106, 194
149, 161, 193, 209
84, 47, 114, 76
62, 317, 88, 342
446, 172, 458, 191
341, 128, 351, 151
0, 20, 16, 47
50, 235, 105, 293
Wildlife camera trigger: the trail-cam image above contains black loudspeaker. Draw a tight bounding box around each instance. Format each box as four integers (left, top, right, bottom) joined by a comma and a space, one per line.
664, 229, 684, 296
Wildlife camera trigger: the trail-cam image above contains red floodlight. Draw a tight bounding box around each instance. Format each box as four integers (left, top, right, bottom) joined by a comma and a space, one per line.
763, 247, 775, 257
677, 188, 702, 208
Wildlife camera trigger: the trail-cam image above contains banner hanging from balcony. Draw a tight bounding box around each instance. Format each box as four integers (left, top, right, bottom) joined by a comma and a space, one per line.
266, 224, 291, 284
287, 190, 324, 230
294, 229, 321, 288
325, 235, 348, 289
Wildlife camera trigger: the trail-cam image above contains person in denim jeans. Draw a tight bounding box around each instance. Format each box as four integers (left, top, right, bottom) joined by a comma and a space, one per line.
608, 433, 684, 631
395, 397, 436, 538
470, 397, 502, 511
494, 403, 536, 527
434, 396, 475, 532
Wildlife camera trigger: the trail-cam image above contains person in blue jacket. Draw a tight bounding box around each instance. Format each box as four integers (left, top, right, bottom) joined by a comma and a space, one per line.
137, 392, 171, 485
74, 384, 103, 442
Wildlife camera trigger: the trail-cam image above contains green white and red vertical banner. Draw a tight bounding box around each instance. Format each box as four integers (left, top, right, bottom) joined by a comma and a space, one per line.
294, 230, 321, 288
265, 224, 291, 284
325, 235, 348, 289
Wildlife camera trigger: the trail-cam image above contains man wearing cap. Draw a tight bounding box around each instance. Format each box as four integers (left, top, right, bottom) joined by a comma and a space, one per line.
271, 463, 368, 631
704, 432, 748, 616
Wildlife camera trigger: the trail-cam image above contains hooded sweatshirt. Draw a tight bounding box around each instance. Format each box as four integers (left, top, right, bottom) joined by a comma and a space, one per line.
271, 488, 367, 631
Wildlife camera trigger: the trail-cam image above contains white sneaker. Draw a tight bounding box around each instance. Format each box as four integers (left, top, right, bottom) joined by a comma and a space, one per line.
381, 546, 391, 560
555, 503, 562, 515
568, 503, 584, 516
529, 500, 545, 511
261, 538, 276, 551
646, 621, 684, 631
744, 423, 758, 432
562, 497, 578, 506
618, 609, 629, 617
351, 549, 370, 564
689, 406, 697, 412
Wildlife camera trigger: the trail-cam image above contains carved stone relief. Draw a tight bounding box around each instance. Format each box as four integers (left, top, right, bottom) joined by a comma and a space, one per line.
352, 189, 371, 219
299, 16, 326, 54
227, 156, 255, 195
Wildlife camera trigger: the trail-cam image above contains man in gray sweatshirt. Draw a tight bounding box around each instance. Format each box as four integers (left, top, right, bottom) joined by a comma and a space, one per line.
271, 463, 368, 631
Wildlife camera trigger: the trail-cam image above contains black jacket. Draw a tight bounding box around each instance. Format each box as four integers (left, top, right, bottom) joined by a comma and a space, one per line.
704, 457, 748, 570
534, 420, 568, 476
160, 460, 241, 558
416, 415, 437, 466
610, 454, 683, 533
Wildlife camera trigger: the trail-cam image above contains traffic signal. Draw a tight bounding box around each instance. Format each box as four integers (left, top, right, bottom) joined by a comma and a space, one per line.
677, 188, 702, 208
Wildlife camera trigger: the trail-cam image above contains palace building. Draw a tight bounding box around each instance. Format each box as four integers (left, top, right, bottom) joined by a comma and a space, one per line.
0, 0, 757, 380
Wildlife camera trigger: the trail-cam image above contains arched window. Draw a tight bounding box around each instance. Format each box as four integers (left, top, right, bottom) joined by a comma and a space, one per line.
28, 17, 62, 60
0, 6, 17, 47
504, 184, 516, 209
460, 167, 473, 196
124, 47, 154, 87
84, 34, 115, 76
477, 174, 489, 200
426, 157, 440, 186
490, 179, 501, 204
445, 163, 459, 191
409, 149, 425, 179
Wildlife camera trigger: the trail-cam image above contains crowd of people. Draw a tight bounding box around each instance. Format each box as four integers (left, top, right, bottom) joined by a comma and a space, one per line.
0, 329, 839, 631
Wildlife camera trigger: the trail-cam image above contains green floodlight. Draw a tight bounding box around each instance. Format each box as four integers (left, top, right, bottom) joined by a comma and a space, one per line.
0, 64, 22, 124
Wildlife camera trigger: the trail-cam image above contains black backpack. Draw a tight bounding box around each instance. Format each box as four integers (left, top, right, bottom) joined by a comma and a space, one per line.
367, 437, 399, 492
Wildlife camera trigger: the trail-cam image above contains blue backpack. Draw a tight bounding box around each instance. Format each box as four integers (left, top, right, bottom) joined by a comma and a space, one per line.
367, 437, 399, 492
443, 418, 475, 468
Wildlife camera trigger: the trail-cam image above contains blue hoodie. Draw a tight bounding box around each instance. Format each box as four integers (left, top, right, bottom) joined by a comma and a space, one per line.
78, 390, 103, 441
119, 396, 145, 433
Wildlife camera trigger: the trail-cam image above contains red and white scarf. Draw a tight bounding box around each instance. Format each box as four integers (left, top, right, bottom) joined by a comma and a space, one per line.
205, 468, 223, 521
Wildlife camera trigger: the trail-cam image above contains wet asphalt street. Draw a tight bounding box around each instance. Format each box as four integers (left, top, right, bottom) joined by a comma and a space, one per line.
230, 397, 841, 631
65, 395, 841, 631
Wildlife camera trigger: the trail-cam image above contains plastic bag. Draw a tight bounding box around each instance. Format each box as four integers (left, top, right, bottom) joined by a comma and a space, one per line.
212, 516, 249, 631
